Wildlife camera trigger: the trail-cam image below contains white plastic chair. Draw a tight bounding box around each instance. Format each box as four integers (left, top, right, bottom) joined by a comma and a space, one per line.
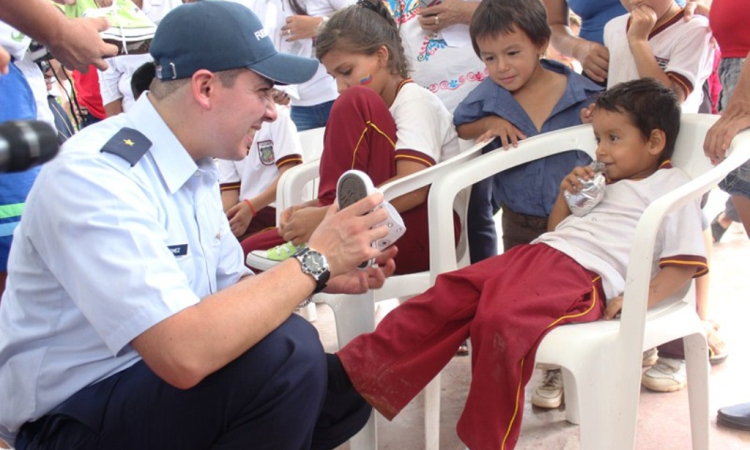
423, 114, 750, 450
278, 126, 326, 321
274, 139, 490, 450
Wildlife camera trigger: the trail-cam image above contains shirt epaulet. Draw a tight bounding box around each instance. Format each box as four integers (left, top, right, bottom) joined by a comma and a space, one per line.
100, 127, 152, 167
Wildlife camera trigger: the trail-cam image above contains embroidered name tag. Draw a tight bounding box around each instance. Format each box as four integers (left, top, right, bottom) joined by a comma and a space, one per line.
167, 244, 188, 257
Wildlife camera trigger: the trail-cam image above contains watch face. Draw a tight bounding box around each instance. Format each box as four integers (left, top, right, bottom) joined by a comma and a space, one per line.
303, 251, 328, 277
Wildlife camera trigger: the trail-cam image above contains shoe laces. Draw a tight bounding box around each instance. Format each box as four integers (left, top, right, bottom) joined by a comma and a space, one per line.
268, 241, 300, 259
652, 357, 682, 374
539, 369, 562, 390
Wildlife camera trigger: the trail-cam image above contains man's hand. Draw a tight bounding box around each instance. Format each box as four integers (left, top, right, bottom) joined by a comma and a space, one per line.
704, 100, 750, 164
476, 116, 527, 149
47, 17, 118, 71
572, 40, 609, 83
627, 5, 657, 44
307, 192, 389, 277
226, 202, 253, 238
325, 246, 398, 295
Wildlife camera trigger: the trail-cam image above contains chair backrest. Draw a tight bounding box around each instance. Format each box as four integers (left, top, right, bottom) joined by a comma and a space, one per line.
275, 127, 326, 224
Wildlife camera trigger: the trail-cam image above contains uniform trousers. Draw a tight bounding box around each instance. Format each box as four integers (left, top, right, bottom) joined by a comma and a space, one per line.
337, 244, 605, 450
241, 86, 457, 275
16, 315, 369, 450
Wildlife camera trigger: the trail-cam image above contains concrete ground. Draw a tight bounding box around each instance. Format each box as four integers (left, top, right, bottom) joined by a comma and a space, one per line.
311, 189, 750, 450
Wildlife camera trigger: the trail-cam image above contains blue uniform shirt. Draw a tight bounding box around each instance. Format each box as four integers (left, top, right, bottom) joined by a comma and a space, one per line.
453, 59, 602, 217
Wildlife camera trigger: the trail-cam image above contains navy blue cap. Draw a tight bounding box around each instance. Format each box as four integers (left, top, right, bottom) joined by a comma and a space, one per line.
150, 1, 318, 85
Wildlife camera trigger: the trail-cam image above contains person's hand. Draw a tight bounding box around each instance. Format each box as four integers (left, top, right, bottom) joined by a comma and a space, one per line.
0, 47, 9, 75
603, 295, 623, 320
477, 116, 527, 149
280, 203, 309, 229
704, 100, 750, 164
572, 40, 609, 83
280, 206, 328, 245
325, 246, 398, 294
271, 88, 291, 106
226, 202, 254, 238
46, 17, 118, 72
307, 192, 389, 277
627, 5, 657, 44
683, 0, 710, 20
281, 15, 323, 41
560, 165, 596, 195
418, 0, 472, 32
579, 103, 595, 124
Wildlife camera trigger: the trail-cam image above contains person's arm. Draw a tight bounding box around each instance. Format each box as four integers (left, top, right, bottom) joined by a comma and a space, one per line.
282, 15, 327, 41
704, 50, 750, 163
543, 0, 610, 82
133, 193, 393, 389
627, 6, 686, 102
0, 0, 118, 71
456, 116, 527, 149
226, 162, 301, 238
603, 265, 698, 320
0, 47, 10, 75
221, 188, 240, 213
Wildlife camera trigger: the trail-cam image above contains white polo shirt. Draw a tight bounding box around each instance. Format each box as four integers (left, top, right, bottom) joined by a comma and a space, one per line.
217, 108, 302, 203
0, 94, 250, 447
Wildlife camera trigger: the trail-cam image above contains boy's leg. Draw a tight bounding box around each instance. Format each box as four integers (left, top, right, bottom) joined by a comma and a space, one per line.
17, 315, 327, 450
459, 245, 604, 450
336, 252, 508, 419
317, 86, 397, 205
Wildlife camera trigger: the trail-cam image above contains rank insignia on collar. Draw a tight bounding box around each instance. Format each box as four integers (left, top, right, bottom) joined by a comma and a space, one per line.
101, 128, 152, 166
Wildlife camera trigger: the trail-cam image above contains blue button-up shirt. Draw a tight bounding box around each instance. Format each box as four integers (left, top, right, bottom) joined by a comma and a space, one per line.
454, 59, 602, 217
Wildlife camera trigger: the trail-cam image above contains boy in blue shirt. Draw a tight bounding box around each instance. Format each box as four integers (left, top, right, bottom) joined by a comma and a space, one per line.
454, 0, 601, 263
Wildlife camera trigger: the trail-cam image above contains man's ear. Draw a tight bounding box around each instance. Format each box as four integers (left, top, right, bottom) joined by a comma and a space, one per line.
648, 129, 667, 156
191, 69, 216, 109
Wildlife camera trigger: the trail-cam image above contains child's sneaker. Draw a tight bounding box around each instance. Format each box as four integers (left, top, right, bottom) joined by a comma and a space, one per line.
82, 0, 157, 55
641, 357, 686, 392
531, 368, 563, 409
246, 241, 303, 271
336, 170, 406, 267
642, 347, 658, 367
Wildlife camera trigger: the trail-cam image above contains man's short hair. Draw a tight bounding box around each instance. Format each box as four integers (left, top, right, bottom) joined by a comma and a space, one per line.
469, 0, 551, 58
595, 78, 682, 162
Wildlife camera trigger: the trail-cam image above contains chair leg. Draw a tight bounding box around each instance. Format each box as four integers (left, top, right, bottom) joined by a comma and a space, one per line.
325, 292, 376, 347
560, 368, 581, 425
684, 332, 710, 450
424, 374, 441, 450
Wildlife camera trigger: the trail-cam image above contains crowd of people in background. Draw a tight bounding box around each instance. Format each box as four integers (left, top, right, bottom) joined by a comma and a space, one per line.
1, 0, 750, 449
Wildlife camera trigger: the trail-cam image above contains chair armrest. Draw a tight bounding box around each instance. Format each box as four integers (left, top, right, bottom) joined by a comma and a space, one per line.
275, 159, 321, 224
427, 124, 598, 280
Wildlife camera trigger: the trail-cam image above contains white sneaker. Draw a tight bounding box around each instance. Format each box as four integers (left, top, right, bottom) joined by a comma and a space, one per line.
642, 348, 658, 367
641, 357, 686, 392
82, 0, 157, 55
531, 368, 563, 409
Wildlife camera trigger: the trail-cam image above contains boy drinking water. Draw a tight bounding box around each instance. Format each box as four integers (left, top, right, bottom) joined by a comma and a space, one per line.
328, 78, 708, 450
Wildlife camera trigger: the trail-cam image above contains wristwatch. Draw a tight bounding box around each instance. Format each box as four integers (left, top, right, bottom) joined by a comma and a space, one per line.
294, 247, 330, 294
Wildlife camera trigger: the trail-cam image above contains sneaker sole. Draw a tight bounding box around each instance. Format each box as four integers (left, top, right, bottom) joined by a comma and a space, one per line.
246, 251, 283, 272
337, 170, 377, 268
337, 170, 376, 211
531, 394, 563, 409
